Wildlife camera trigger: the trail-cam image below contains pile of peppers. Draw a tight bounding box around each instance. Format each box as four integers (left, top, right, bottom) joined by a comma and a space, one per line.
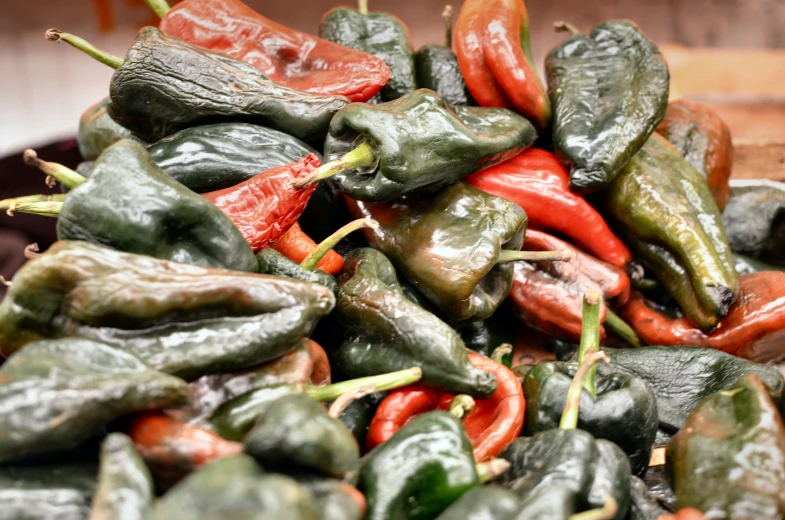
1, 0, 785, 518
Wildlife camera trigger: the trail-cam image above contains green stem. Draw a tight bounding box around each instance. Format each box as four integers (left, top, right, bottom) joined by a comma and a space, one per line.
631, 278, 660, 291
448, 394, 475, 419
569, 497, 618, 520
24, 149, 87, 189
604, 309, 644, 348
143, 0, 171, 18
291, 140, 376, 190
45, 29, 123, 69
554, 21, 582, 35
358, 0, 368, 15
577, 290, 601, 398
496, 248, 572, 264
491, 343, 512, 365
0, 194, 66, 212
476, 459, 510, 483
306, 367, 422, 402
301, 218, 378, 271
559, 351, 608, 430
327, 385, 377, 418
443, 5, 453, 48
5, 202, 63, 218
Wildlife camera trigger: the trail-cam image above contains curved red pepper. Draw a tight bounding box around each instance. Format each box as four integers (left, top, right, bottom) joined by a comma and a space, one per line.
366, 352, 524, 462
620, 272, 785, 363
465, 148, 633, 268
271, 222, 344, 275
203, 154, 320, 251
158, 0, 390, 102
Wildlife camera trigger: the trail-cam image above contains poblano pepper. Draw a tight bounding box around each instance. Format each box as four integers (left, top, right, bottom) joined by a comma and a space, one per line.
434, 486, 520, 520
292, 89, 536, 202
289, 474, 364, 520
547, 20, 670, 192
89, 433, 154, 520
78, 97, 144, 161
722, 179, 785, 266
0, 241, 335, 378
337, 391, 388, 447
0, 462, 97, 520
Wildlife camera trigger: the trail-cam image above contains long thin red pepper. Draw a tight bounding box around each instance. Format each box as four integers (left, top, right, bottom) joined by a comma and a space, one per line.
271, 222, 344, 275
203, 154, 320, 251
366, 351, 524, 462
157, 0, 391, 101
465, 148, 633, 269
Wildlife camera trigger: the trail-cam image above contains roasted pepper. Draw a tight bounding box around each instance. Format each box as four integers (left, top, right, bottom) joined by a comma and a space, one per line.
90, 433, 154, 520
0, 241, 335, 378
547, 21, 670, 192
602, 133, 739, 331
722, 180, 785, 266
666, 374, 785, 518
454, 0, 550, 129
434, 486, 520, 520
0, 462, 97, 519
48, 27, 349, 143
656, 100, 733, 210
78, 97, 143, 161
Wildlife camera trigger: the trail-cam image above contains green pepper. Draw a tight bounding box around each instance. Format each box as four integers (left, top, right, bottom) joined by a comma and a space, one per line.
347, 183, 527, 321
0, 462, 97, 519
628, 476, 671, 520
547, 20, 669, 192
78, 97, 144, 161
666, 374, 785, 517
148, 454, 320, 520
336, 391, 387, 447
334, 248, 497, 397
257, 249, 337, 292
722, 179, 785, 266
0, 241, 335, 378
0, 338, 189, 463
602, 133, 739, 331
290, 474, 363, 520
434, 486, 520, 520
89, 433, 154, 520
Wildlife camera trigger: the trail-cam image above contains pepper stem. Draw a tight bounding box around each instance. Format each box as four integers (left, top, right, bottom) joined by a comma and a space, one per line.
604, 309, 644, 348
358, 0, 368, 15
291, 141, 377, 190
554, 21, 582, 35
301, 218, 379, 271
24, 149, 87, 189
306, 367, 422, 402
495, 248, 572, 264
143, 0, 171, 18
443, 5, 453, 48
328, 385, 377, 418
577, 289, 601, 397
45, 29, 123, 69
559, 350, 608, 430
448, 394, 475, 419
491, 343, 512, 365
568, 497, 618, 520
5, 202, 63, 218
476, 458, 511, 483
0, 194, 66, 212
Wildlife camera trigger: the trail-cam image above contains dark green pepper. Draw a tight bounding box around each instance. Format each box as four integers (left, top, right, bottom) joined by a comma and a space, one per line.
337, 391, 387, 447
89, 433, 154, 520
0, 338, 189, 463
434, 486, 520, 520
290, 474, 363, 520
78, 97, 144, 161
547, 20, 669, 192
256, 248, 337, 292
0, 462, 97, 520
628, 476, 671, 520
335, 248, 497, 397
209, 384, 304, 442
667, 374, 785, 517
722, 179, 785, 266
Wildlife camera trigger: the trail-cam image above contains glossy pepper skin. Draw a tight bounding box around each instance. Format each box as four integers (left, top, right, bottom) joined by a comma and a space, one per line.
257, 249, 337, 292
454, 0, 550, 129
335, 248, 497, 397
547, 21, 670, 192
337, 391, 387, 448
147, 123, 319, 193
59, 139, 258, 272
602, 133, 739, 331
271, 222, 344, 275
78, 97, 143, 161
89, 433, 154, 520
722, 180, 785, 266
210, 384, 304, 441
0, 463, 97, 520
415, 39, 475, 106
108, 27, 349, 143
159, 0, 390, 101
0, 338, 190, 463
0, 241, 335, 378
359, 411, 480, 520
656, 100, 733, 211
347, 183, 527, 321
435, 486, 520, 520
466, 148, 633, 268
667, 375, 785, 518
325, 90, 536, 202
522, 360, 658, 476
620, 272, 785, 363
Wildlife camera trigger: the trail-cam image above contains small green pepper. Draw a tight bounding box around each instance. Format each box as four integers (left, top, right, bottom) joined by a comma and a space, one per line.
78, 97, 144, 161
89, 433, 154, 520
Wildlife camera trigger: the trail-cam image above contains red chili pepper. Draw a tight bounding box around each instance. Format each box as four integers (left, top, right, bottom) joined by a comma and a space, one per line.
619, 272, 785, 363
158, 0, 391, 101
203, 154, 320, 251
271, 222, 344, 275
366, 352, 524, 462
465, 148, 633, 269
304, 338, 332, 386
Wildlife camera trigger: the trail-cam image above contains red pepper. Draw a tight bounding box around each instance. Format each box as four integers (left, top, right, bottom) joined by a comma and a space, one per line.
203, 154, 320, 251
157, 0, 390, 101
465, 148, 633, 269
366, 352, 524, 462
619, 272, 785, 363
271, 222, 344, 275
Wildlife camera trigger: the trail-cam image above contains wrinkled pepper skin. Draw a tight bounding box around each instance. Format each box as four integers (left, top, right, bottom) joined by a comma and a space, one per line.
257, 248, 337, 292
656, 101, 733, 210
722, 180, 785, 266
628, 476, 671, 520
347, 183, 527, 321
159, 0, 390, 101
466, 148, 632, 268
108, 27, 349, 143
0, 463, 97, 520
325, 90, 536, 202
667, 375, 785, 518
359, 411, 480, 520
620, 272, 785, 363
89, 434, 154, 520
59, 139, 258, 273
602, 133, 739, 331
244, 393, 360, 479
415, 43, 475, 107
147, 123, 319, 193
335, 248, 497, 397
78, 97, 143, 161
271, 221, 344, 275
522, 361, 658, 476
547, 21, 669, 192
0, 338, 190, 463
0, 241, 335, 378
435, 486, 520, 520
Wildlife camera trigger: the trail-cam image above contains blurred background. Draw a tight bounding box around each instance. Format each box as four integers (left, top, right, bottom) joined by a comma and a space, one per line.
1, 0, 784, 295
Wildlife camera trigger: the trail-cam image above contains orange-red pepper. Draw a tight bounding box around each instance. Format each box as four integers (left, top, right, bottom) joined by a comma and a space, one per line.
271, 222, 344, 275
304, 337, 332, 386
